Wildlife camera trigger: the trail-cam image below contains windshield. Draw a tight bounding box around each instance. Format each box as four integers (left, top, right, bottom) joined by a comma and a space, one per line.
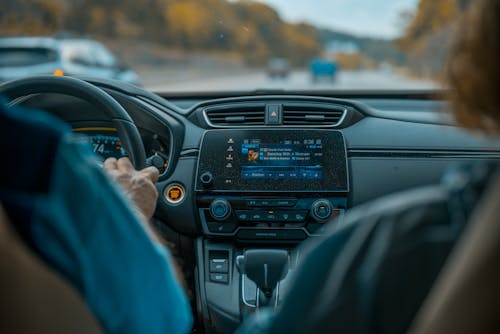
0, 47, 58, 67
1, 0, 468, 92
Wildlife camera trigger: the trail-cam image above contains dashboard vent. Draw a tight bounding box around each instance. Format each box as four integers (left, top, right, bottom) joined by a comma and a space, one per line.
205, 103, 265, 126
282, 103, 346, 126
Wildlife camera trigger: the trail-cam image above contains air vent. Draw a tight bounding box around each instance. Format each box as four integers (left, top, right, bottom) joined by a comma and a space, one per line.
282, 103, 346, 126
205, 103, 265, 126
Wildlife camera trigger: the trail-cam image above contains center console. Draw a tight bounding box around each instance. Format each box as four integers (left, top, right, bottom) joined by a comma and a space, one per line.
194, 129, 349, 333
195, 129, 348, 240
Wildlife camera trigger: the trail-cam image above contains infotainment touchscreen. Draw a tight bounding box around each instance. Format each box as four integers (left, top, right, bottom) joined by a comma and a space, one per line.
240, 140, 324, 180
196, 130, 348, 192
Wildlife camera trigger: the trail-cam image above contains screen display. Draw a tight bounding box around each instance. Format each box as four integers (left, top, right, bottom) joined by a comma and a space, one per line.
72, 127, 127, 161
197, 130, 348, 192
240, 139, 324, 180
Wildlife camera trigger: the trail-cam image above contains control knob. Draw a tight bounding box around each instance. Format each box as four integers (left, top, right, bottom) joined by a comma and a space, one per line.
310, 199, 334, 222
200, 171, 214, 188
210, 199, 232, 221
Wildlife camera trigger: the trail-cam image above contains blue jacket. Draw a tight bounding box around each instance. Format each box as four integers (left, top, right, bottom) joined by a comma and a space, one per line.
0, 102, 193, 334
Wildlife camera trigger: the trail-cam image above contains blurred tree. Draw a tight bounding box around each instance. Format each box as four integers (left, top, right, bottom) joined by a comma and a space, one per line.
0, 0, 323, 66
335, 52, 376, 70
400, 0, 459, 51
0, 0, 63, 35
398, 0, 473, 77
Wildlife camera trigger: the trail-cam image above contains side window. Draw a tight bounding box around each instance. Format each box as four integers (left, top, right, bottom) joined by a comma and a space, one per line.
92, 43, 118, 68
63, 44, 95, 67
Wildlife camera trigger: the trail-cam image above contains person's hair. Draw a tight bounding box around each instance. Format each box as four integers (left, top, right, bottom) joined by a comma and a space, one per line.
446, 0, 500, 133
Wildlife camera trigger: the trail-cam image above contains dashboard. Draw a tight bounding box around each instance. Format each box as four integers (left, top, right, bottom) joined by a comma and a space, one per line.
14, 79, 500, 334
18, 85, 500, 238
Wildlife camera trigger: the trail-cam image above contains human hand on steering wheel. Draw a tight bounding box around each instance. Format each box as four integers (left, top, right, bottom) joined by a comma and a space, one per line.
104, 157, 159, 222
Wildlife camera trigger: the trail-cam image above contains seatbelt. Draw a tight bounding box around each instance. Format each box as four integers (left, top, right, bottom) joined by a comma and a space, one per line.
409, 169, 500, 334
0, 204, 103, 334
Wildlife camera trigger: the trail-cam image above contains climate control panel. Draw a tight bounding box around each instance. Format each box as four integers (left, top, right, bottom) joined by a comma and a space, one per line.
197, 196, 345, 240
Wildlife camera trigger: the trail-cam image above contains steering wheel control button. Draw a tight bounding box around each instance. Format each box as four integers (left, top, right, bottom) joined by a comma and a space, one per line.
200, 171, 214, 188
209, 199, 232, 221
210, 273, 229, 284
146, 155, 165, 170
311, 199, 334, 222
164, 184, 185, 204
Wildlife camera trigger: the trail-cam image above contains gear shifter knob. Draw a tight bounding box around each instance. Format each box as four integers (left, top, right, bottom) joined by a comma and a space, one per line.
236, 249, 289, 301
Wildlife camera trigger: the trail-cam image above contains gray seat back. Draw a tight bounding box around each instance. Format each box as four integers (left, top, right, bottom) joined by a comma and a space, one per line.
410, 170, 500, 333
0, 204, 103, 334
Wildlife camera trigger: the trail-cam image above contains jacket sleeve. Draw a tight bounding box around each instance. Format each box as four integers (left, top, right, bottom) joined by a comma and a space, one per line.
30, 135, 193, 334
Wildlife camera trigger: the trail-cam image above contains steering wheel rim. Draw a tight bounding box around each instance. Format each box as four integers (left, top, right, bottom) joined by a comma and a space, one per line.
0, 75, 146, 169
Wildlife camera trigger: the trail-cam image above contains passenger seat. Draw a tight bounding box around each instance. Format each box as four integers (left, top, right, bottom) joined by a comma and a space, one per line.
410, 170, 500, 333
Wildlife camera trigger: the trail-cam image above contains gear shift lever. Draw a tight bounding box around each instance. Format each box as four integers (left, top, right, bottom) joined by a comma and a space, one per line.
236, 249, 289, 307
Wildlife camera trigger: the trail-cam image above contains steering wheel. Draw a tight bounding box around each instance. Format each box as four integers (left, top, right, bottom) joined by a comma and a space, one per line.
0, 75, 146, 169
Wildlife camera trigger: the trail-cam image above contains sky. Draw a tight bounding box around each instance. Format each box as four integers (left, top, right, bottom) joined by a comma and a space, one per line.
256, 0, 419, 38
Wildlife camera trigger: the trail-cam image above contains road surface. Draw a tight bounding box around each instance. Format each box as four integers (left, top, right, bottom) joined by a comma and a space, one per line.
140, 68, 438, 92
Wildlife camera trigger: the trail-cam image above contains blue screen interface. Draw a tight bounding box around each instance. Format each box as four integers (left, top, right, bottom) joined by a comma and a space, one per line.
240, 138, 324, 180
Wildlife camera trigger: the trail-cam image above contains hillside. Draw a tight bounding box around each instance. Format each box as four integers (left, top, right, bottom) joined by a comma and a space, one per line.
398, 0, 473, 76
0, 0, 403, 68
0, 0, 320, 66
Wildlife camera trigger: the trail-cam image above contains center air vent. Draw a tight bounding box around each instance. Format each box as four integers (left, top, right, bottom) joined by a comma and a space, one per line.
205, 103, 265, 126
282, 103, 346, 126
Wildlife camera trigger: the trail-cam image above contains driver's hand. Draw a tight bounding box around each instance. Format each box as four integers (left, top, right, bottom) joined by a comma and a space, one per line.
103, 157, 159, 221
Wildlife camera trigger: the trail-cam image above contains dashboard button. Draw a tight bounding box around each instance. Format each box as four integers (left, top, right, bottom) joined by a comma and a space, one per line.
266, 104, 282, 125
277, 212, 293, 221
246, 199, 272, 207
265, 212, 277, 221
271, 199, 297, 207
246, 199, 297, 207
200, 171, 214, 188
164, 184, 185, 204
209, 258, 229, 273
250, 212, 264, 221
291, 211, 308, 222
246, 199, 259, 207
206, 222, 236, 234
259, 199, 272, 206
237, 229, 307, 240
276, 211, 307, 222
210, 273, 228, 284
236, 211, 251, 221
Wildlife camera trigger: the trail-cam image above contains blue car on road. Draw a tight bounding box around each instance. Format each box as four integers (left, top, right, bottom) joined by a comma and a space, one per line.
310, 58, 338, 82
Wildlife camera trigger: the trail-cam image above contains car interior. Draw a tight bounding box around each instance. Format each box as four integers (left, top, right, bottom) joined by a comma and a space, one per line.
0, 73, 499, 333
5, 2, 500, 332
